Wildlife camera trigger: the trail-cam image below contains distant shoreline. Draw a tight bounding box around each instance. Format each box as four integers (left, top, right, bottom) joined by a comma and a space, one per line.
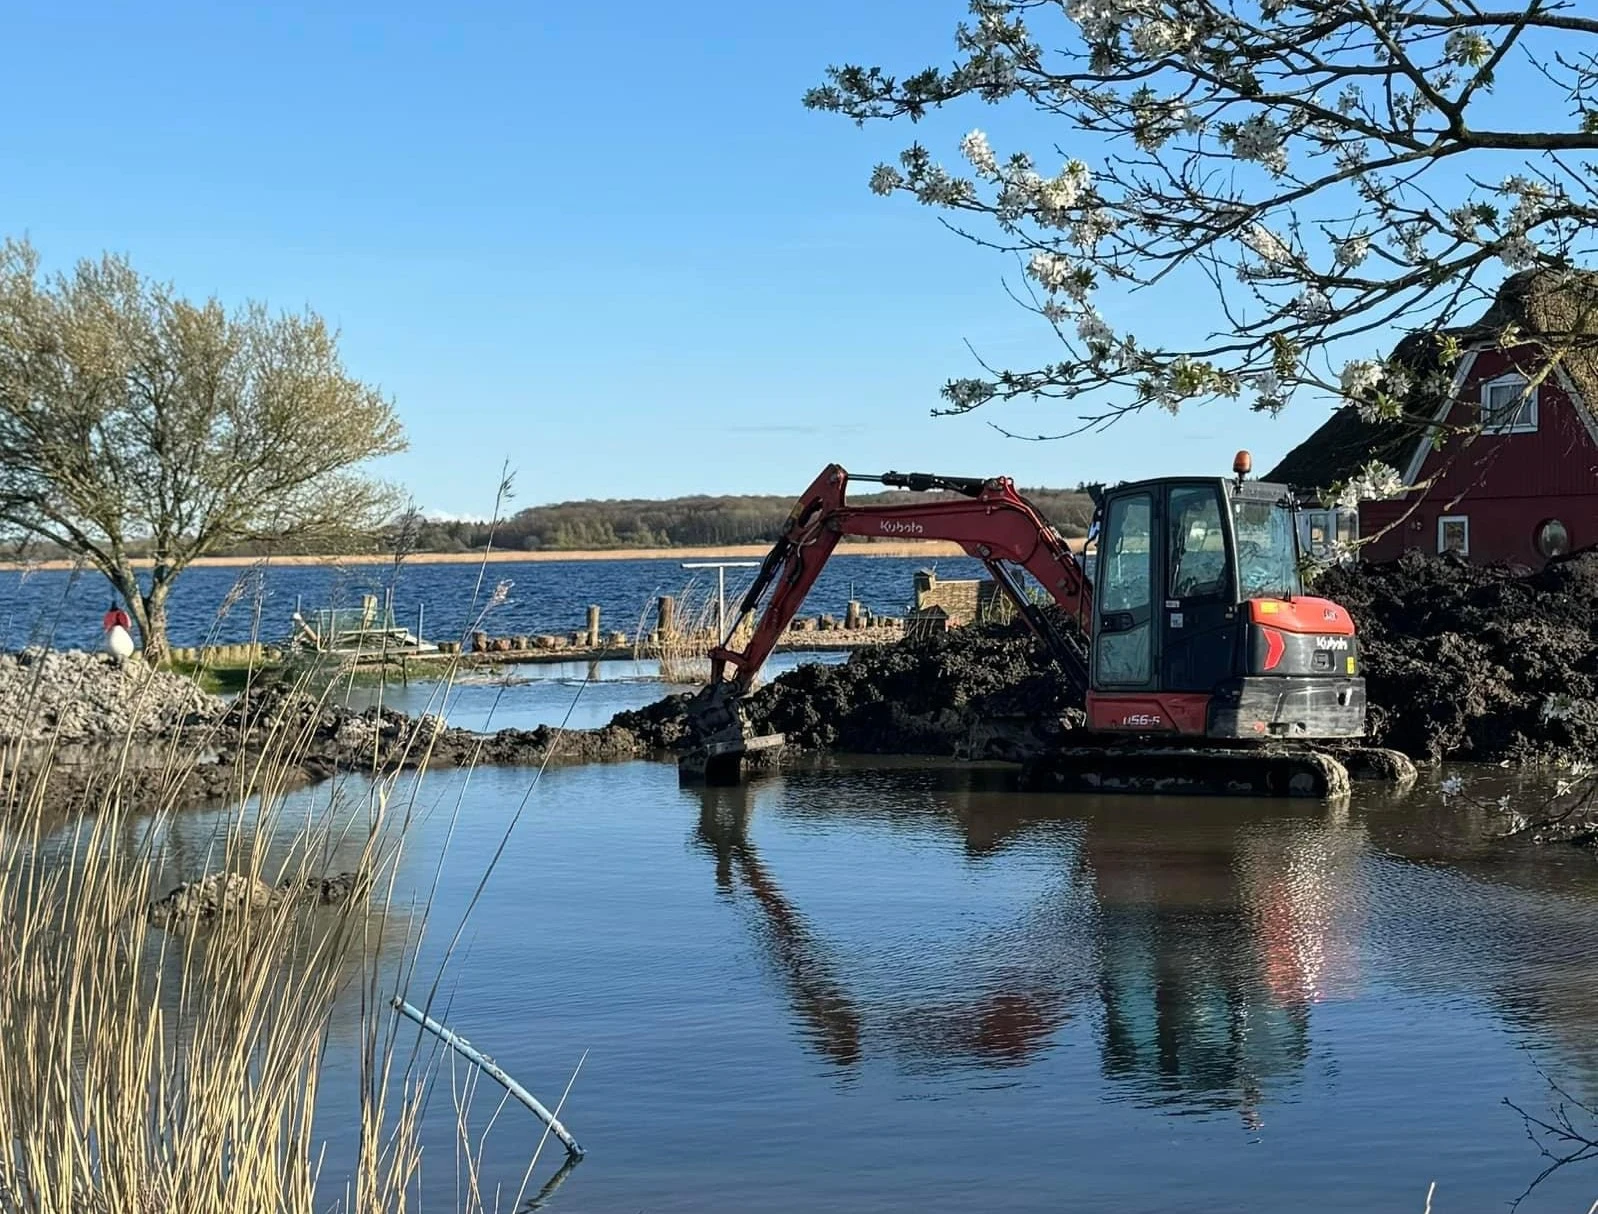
0, 539, 1028, 572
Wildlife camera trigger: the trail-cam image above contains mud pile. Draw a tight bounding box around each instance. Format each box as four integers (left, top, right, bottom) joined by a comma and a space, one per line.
613, 620, 1079, 762
1316, 551, 1598, 764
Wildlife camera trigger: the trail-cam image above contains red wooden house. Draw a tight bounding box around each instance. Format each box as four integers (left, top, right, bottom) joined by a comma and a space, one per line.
1267, 270, 1598, 567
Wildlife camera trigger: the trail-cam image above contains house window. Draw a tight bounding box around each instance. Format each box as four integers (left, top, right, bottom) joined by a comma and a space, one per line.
1438, 514, 1470, 556
1480, 374, 1539, 434
1535, 518, 1570, 558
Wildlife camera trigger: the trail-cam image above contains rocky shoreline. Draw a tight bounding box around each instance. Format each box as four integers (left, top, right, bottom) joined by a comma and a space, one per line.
4, 552, 1596, 813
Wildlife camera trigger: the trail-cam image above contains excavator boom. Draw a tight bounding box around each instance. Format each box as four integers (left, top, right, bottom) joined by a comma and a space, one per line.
709, 464, 1092, 695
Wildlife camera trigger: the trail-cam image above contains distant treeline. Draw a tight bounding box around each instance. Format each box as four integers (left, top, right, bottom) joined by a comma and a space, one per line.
400, 486, 1097, 553
6, 487, 1097, 560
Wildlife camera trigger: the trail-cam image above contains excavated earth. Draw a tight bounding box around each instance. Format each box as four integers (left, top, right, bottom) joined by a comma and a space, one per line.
1316, 550, 1598, 764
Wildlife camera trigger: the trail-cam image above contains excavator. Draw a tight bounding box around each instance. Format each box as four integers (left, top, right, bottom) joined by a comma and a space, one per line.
679, 454, 1413, 799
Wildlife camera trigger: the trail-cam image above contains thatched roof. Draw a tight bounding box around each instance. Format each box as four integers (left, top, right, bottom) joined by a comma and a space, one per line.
1265, 269, 1598, 495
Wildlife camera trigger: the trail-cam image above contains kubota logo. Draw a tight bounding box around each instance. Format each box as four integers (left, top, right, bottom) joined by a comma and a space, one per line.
879, 520, 924, 535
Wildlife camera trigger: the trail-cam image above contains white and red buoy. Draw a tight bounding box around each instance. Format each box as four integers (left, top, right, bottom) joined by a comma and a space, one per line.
102, 603, 135, 660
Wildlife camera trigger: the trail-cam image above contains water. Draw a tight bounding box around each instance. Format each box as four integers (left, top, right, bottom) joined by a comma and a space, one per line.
0, 553, 989, 653
129, 676, 1598, 1213
337, 650, 848, 731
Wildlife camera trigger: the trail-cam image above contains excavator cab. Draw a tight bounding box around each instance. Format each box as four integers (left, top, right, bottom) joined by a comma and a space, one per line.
1088, 463, 1365, 741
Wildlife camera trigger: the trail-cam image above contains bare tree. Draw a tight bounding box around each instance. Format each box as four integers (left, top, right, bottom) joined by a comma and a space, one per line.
0, 239, 406, 661
806, 0, 1598, 499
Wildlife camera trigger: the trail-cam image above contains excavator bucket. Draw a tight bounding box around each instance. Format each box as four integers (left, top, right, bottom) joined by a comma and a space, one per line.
678, 731, 786, 786
676, 681, 786, 785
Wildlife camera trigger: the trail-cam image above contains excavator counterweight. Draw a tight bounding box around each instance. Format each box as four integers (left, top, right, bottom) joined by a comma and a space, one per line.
678, 461, 1413, 798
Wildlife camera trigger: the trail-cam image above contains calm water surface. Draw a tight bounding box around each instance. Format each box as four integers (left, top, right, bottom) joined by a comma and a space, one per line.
0, 554, 988, 652
134, 679, 1598, 1213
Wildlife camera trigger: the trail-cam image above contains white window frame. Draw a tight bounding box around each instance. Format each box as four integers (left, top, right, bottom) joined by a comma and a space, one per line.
1437, 514, 1470, 556
1480, 373, 1539, 435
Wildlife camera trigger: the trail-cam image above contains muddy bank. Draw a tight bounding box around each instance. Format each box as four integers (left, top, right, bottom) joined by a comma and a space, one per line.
613, 623, 1078, 762
1316, 551, 1598, 764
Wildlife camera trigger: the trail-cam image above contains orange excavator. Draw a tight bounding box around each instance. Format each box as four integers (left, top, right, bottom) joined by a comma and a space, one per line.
680, 455, 1412, 798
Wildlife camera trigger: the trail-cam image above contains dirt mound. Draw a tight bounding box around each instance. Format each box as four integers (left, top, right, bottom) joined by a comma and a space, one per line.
612, 620, 1078, 761
1316, 551, 1598, 763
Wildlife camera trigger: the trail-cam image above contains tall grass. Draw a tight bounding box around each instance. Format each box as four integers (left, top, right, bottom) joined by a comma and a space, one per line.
633, 578, 756, 685
0, 659, 440, 1213
0, 471, 559, 1212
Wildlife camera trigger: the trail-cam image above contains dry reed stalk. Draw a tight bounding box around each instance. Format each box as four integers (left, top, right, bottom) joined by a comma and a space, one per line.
0, 480, 560, 1212
633, 578, 757, 685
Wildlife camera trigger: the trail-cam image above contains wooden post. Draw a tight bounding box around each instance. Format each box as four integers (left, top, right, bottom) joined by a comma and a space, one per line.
657, 595, 675, 641
845, 600, 863, 631
586, 604, 601, 649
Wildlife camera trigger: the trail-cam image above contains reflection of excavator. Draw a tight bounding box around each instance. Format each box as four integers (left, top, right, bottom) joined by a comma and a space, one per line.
693, 780, 1088, 1069
681, 457, 1414, 798
687, 773, 1331, 1120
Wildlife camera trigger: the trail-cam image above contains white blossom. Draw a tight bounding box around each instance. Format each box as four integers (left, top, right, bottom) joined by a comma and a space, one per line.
1076, 309, 1114, 345
1228, 114, 1288, 174
1072, 208, 1117, 250
1335, 460, 1404, 510
1130, 19, 1184, 57
1246, 369, 1286, 411
1397, 224, 1429, 261
1027, 250, 1079, 294
1445, 30, 1493, 67
1496, 234, 1539, 270
1293, 287, 1332, 320
1339, 359, 1383, 400
1446, 205, 1480, 237
944, 378, 994, 410
1334, 233, 1370, 269
960, 129, 999, 178
1242, 223, 1292, 264
869, 164, 905, 196
1440, 774, 1465, 799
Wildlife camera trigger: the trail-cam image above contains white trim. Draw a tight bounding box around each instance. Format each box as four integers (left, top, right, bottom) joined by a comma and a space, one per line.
1479, 373, 1540, 434
1550, 363, 1598, 448
1437, 514, 1470, 556
1402, 350, 1479, 486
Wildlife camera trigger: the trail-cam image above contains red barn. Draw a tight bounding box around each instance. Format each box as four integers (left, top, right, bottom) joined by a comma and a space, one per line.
1268, 270, 1598, 567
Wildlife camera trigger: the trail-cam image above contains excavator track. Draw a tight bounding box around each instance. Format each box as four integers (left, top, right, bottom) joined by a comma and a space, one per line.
1019, 744, 1352, 800
680, 731, 1416, 801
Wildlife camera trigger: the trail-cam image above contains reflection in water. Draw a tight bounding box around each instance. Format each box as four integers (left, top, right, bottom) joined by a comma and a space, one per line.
690, 775, 1378, 1126
692, 781, 1086, 1071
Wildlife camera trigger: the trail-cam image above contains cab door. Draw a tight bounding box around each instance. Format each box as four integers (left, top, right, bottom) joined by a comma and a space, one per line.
1160, 482, 1240, 692
1091, 489, 1157, 690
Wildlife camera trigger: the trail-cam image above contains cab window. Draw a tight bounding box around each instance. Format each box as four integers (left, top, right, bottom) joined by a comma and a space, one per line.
1168, 485, 1228, 599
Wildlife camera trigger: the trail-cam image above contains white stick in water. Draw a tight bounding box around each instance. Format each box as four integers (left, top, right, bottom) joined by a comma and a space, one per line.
391, 996, 585, 1159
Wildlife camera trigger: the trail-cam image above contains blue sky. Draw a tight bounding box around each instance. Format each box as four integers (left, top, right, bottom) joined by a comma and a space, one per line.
2, 0, 1394, 516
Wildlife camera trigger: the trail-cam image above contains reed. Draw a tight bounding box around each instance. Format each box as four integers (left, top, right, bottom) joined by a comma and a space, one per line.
0, 472, 553, 1212
634, 578, 757, 685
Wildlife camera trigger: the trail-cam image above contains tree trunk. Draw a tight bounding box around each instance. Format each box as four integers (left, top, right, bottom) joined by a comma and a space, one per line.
139, 581, 172, 665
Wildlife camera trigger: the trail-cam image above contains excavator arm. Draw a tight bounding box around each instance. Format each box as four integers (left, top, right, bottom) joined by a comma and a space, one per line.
695, 465, 1094, 746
